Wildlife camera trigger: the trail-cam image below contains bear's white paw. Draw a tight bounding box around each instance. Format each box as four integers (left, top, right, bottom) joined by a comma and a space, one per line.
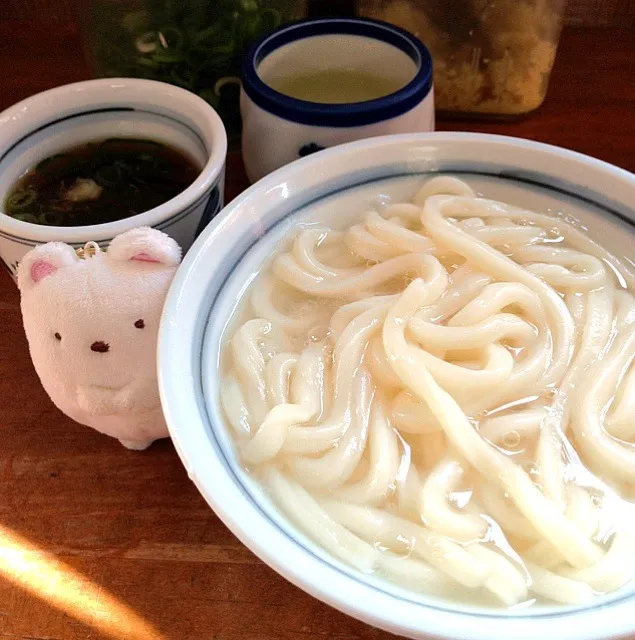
119, 438, 154, 451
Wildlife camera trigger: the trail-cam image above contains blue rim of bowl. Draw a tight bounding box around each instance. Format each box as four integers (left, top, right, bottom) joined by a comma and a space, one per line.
241, 17, 433, 128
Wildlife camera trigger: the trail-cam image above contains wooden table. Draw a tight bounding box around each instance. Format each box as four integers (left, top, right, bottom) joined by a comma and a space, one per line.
0, 22, 633, 640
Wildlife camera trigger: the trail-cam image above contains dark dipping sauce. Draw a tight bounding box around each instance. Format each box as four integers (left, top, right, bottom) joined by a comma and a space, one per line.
4, 138, 201, 226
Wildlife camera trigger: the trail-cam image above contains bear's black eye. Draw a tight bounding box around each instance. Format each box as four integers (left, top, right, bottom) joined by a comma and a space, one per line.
54, 332, 61, 341
134, 319, 145, 329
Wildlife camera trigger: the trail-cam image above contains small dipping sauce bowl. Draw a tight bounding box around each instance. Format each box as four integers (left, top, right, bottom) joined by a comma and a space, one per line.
0, 78, 227, 281
240, 17, 434, 183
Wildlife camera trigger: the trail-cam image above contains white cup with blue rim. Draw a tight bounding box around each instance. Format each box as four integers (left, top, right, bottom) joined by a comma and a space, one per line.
0, 78, 227, 282
240, 17, 435, 184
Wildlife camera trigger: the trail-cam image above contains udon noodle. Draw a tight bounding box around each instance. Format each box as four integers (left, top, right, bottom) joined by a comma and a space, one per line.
220, 176, 635, 607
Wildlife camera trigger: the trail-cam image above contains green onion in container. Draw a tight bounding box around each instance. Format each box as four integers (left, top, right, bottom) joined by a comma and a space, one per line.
82, 0, 305, 142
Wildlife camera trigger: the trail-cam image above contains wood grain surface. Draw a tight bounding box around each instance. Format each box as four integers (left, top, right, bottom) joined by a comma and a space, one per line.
0, 21, 633, 640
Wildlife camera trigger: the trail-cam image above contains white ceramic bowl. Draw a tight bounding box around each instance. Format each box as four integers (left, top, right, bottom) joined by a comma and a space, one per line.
0, 78, 227, 280
240, 18, 434, 183
159, 132, 635, 640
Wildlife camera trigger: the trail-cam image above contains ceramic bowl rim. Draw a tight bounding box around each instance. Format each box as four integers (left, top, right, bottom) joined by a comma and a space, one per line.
158, 131, 635, 640
0, 78, 227, 243
241, 17, 433, 127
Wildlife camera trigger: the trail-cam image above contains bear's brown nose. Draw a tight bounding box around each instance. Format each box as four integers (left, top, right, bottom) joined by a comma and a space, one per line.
90, 341, 110, 353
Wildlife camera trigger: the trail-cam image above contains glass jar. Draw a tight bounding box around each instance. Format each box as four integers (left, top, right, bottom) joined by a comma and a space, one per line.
356, 0, 567, 117
80, 0, 307, 143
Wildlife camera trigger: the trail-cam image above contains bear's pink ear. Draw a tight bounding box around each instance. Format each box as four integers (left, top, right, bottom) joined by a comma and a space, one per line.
107, 227, 181, 267
17, 242, 79, 292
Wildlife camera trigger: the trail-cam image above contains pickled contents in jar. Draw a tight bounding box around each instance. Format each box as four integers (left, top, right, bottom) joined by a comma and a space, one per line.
358, 0, 566, 115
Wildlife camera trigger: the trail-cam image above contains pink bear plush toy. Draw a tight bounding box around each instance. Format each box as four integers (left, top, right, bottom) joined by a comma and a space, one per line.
17, 227, 181, 450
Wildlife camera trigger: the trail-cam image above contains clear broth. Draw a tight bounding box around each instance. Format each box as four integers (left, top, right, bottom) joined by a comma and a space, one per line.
267, 68, 408, 104
216, 174, 635, 609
